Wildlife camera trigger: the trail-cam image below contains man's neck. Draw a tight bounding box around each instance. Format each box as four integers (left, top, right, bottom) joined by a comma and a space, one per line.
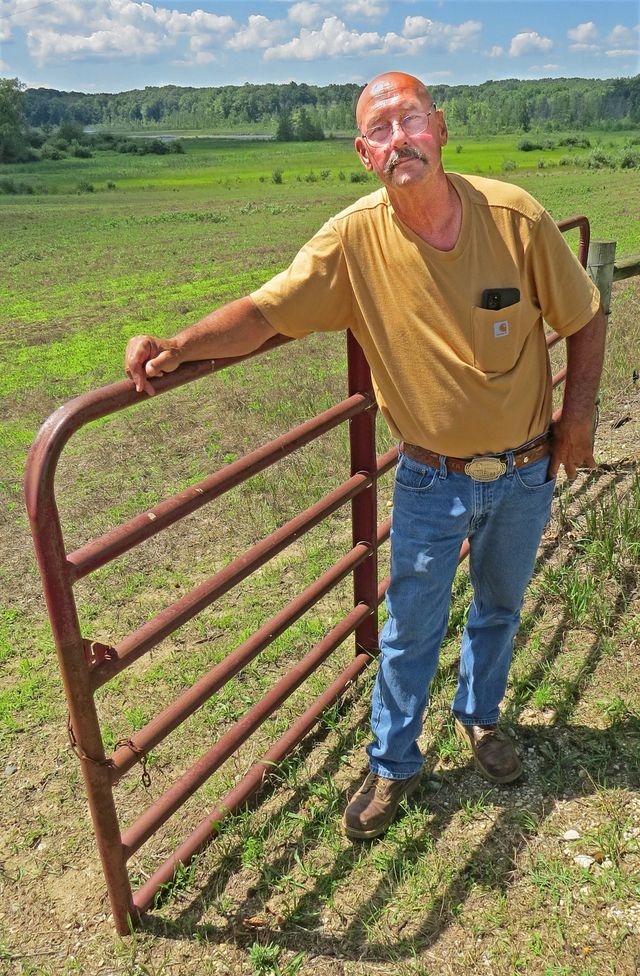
388, 172, 462, 252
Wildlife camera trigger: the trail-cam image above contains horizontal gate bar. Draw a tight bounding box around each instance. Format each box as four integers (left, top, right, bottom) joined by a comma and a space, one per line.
91, 470, 371, 687
24, 336, 295, 527
132, 652, 374, 912
132, 575, 393, 913
110, 537, 376, 779
552, 366, 567, 389
92, 448, 398, 689
121, 598, 375, 858
68, 392, 374, 581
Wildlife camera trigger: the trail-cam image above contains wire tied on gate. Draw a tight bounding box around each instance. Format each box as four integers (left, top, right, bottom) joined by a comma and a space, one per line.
67, 714, 151, 787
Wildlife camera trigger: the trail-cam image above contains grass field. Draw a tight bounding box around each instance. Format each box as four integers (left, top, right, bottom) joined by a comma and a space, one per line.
1, 134, 639, 975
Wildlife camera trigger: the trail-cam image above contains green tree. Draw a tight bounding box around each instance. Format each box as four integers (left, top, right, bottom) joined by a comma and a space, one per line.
275, 110, 295, 141
0, 77, 30, 162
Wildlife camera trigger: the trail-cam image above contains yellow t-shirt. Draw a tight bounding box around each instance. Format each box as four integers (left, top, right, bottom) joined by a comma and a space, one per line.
251, 173, 600, 456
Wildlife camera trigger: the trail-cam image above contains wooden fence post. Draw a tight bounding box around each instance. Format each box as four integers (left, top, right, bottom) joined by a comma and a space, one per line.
587, 240, 617, 315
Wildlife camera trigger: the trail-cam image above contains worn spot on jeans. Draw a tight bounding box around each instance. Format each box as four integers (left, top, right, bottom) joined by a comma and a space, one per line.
414, 550, 434, 572
449, 496, 466, 517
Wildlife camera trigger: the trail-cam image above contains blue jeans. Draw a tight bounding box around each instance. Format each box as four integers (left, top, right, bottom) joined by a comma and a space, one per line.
367, 451, 556, 780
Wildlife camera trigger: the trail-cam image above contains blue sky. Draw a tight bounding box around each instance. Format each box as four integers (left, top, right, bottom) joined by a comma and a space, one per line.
0, 0, 638, 93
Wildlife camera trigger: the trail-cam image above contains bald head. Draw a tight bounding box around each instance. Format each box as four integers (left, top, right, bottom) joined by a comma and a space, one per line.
356, 72, 433, 130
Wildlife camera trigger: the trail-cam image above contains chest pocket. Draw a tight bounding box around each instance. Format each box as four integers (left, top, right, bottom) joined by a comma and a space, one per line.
471, 303, 525, 374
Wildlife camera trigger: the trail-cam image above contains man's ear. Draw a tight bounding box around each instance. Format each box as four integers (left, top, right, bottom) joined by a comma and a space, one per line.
355, 135, 373, 171
437, 112, 448, 147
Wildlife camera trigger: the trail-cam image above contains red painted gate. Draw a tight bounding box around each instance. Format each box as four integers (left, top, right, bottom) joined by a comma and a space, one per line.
24, 217, 590, 934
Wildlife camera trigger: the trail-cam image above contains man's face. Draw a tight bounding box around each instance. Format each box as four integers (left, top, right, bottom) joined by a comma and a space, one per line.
354, 76, 447, 189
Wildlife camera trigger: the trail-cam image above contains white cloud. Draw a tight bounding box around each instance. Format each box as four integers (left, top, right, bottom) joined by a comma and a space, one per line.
28, 24, 174, 63
509, 31, 553, 58
0, 58, 11, 71
376, 31, 426, 56
264, 16, 379, 61
567, 22, 598, 44
606, 24, 640, 57
343, 0, 387, 20
401, 16, 482, 52
27, 23, 172, 63
228, 14, 288, 51
485, 45, 504, 58
288, 2, 322, 28
6, 1, 236, 65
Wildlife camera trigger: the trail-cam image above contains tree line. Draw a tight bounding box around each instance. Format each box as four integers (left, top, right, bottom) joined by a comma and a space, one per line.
18, 75, 640, 135
2, 75, 639, 164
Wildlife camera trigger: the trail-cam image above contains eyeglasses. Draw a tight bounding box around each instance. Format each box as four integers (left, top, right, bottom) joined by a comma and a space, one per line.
362, 106, 437, 148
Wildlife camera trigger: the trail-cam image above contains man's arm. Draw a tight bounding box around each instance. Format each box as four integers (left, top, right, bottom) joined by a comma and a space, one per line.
125, 296, 277, 396
548, 306, 606, 480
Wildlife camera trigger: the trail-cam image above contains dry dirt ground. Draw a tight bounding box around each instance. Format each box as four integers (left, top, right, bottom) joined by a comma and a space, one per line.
1, 380, 639, 976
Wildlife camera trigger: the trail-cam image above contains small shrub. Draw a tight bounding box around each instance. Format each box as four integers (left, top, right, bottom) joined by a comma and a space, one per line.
320, 169, 330, 180
537, 159, 545, 169
350, 171, 369, 183
517, 139, 543, 152
40, 144, 64, 160
0, 178, 35, 195
106, 181, 117, 190
72, 144, 93, 158
559, 155, 574, 167
76, 179, 95, 193
304, 171, 318, 183
558, 136, 591, 149
259, 175, 265, 182
338, 170, 346, 181
169, 140, 184, 154
272, 169, 283, 184
619, 149, 639, 169
501, 159, 516, 172
455, 144, 463, 153
586, 149, 614, 169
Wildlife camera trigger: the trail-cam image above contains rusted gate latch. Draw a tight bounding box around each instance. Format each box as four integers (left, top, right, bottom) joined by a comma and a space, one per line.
67, 714, 151, 787
83, 638, 116, 668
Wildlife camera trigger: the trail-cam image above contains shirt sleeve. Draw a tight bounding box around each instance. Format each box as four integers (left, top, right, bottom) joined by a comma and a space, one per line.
525, 209, 601, 337
250, 219, 355, 338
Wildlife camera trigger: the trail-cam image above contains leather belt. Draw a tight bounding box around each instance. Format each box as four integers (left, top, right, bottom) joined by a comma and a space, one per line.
400, 434, 551, 482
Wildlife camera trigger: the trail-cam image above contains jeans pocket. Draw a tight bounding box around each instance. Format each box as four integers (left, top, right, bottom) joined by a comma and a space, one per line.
395, 455, 439, 492
514, 456, 556, 491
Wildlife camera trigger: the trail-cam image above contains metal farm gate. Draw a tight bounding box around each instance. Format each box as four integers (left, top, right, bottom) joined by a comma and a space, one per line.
24, 217, 591, 934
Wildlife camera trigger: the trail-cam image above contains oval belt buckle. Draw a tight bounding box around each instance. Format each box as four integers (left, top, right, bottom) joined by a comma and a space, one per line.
464, 457, 506, 482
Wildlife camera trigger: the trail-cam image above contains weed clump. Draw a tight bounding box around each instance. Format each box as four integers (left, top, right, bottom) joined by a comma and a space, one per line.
0, 177, 36, 194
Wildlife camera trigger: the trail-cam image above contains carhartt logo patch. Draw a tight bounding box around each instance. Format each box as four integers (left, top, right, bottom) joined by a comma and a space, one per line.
494, 320, 509, 337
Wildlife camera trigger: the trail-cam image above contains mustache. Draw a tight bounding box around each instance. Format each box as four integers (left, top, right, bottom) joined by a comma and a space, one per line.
384, 146, 428, 174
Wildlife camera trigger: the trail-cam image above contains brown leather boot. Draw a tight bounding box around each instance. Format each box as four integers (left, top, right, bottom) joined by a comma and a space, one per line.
342, 770, 422, 839
455, 719, 522, 783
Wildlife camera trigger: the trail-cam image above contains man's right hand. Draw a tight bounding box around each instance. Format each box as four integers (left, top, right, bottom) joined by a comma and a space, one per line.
124, 335, 182, 396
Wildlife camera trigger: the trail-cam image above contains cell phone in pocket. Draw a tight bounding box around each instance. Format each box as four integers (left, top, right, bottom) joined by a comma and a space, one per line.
480, 287, 520, 311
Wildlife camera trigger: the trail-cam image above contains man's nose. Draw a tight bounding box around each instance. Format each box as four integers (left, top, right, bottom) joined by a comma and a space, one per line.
388, 119, 409, 149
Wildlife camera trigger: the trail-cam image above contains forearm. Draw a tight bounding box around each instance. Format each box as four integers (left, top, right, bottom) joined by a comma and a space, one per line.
549, 306, 606, 479
170, 296, 277, 364
560, 306, 606, 423
125, 296, 278, 395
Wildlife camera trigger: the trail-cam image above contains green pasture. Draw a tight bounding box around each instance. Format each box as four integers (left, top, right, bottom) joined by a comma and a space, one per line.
1, 134, 640, 976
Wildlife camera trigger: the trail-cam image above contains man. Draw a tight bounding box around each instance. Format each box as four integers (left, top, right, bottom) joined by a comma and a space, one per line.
125, 72, 605, 841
